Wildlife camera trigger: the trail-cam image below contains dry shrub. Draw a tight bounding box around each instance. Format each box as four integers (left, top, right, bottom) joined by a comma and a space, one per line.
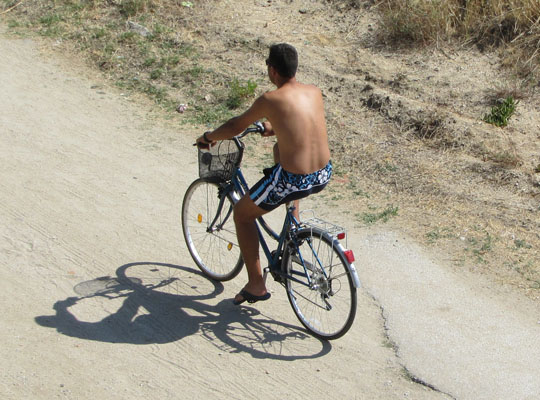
408, 114, 446, 140
377, 0, 460, 44
464, 0, 540, 79
406, 113, 472, 151
378, 0, 540, 79
486, 84, 528, 103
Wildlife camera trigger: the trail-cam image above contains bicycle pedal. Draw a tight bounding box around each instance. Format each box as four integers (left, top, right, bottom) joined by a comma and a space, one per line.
262, 267, 269, 284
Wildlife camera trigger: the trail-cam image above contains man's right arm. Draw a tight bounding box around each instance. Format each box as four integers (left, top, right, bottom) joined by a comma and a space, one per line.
198, 94, 270, 144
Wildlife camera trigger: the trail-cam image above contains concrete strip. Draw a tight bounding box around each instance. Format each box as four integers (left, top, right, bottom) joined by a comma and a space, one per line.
353, 229, 540, 400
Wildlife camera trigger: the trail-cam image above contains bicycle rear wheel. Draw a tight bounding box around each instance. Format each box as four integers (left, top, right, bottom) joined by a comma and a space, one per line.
283, 227, 357, 340
182, 179, 243, 281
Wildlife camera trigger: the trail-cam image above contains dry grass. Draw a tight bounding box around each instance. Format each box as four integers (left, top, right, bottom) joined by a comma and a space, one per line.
1, 0, 260, 124
378, 0, 540, 81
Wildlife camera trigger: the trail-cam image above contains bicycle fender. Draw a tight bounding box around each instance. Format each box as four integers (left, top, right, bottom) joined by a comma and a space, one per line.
336, 242, 361, 288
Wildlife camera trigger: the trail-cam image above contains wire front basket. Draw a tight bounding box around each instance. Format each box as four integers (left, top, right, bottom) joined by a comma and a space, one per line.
198, 139, 243, 182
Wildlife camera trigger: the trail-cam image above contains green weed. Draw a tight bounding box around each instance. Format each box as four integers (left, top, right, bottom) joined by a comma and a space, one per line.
166, 55, 181, 66
7, 19, 21, 28
119, 0, 153, 17
39, 14, 62, 26
514, 239, 532, 250
358, 205, 398, 224
150, 69, 163, 80
348, 182, 370, 198
226, 79, 257, 109
190, 104, 235, 126
176, 43, 197, 58
375, 161, 398, 173
118, 31, 137, 43
143, 57, 156, 67
38, 13, 64, 36
467, 230, 494, 263
426, 227, 454, 244
103, 43, 116, 56
185, 66, 204, 80
151, 23, 169, 37
483, 97, 519, 127
331, 161, 348, 178
92, 28, 108, 39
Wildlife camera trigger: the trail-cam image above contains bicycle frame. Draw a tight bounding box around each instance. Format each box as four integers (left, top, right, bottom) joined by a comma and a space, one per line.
188, 125, 359, 339
209, 164, 333, 289
201, 129, 356, 290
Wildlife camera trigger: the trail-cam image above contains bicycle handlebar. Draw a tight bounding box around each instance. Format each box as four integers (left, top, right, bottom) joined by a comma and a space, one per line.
195, 122, 265, 149
230, 121, 264, 151
236, 121, 265, 138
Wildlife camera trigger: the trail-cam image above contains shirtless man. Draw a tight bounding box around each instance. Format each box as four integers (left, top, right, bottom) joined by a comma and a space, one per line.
196, 43, 332, 305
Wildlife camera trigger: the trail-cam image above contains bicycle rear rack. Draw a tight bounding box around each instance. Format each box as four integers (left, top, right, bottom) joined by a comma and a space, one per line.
298, 210, 348, 247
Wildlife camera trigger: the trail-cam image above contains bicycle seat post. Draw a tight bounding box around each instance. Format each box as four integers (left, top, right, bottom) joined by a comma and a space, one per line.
286, 203, 300, 233
286, 202, 295, 213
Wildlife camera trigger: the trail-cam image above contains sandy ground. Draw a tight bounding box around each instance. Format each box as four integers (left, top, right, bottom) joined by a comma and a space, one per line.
1, 27, 539, 400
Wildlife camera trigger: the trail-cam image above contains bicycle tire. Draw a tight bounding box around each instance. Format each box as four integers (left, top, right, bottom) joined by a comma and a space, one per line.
182, 179, 243, 281
283, 227, 357, 340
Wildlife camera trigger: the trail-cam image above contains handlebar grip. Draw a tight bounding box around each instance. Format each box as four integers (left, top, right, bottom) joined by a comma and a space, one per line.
254, 121, 265, 134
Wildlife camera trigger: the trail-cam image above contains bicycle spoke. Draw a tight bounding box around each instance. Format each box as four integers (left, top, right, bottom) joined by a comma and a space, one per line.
289, 287, 330, 311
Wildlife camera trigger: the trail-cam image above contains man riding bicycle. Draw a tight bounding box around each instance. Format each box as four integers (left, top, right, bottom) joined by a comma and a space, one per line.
196, 43, 332, 305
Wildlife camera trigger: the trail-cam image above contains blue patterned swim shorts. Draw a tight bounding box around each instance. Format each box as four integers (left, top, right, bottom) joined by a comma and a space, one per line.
249, 161, 332, 211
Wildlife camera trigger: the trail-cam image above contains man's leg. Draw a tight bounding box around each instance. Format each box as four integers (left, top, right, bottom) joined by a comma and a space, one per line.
233, 194, 269, 302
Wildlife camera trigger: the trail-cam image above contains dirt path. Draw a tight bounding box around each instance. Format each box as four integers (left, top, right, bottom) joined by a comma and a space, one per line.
1, 27, 538, 400
0, 29, 442, 399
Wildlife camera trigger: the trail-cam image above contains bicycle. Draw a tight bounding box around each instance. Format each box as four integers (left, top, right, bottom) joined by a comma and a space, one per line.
181, 123, 360, 340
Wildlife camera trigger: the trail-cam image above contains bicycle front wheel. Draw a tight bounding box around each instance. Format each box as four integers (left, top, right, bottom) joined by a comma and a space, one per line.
283, 227, 357, 340
182, 179, 243, 281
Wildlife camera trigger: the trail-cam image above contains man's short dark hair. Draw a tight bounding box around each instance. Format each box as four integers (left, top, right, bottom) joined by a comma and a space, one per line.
266, 43, 298, 78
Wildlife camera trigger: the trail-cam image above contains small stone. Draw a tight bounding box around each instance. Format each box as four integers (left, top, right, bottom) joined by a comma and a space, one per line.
126, 21, 151, 37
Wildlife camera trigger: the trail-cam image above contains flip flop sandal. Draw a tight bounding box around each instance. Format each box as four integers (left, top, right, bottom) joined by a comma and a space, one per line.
233, 289, 271, 305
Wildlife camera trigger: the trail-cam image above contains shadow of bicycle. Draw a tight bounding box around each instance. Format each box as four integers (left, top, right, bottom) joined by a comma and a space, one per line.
35, 262, 331, 360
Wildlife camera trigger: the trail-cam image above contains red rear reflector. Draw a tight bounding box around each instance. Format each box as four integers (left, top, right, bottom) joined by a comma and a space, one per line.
344, 249, 355, 263
337, 232, 346, 240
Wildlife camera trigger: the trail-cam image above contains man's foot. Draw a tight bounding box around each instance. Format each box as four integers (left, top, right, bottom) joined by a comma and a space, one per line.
233, 289, 271, 305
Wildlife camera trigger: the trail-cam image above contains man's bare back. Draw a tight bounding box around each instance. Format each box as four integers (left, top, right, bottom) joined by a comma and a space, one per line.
261, 81, 330, 175
197, 74, 330, 176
